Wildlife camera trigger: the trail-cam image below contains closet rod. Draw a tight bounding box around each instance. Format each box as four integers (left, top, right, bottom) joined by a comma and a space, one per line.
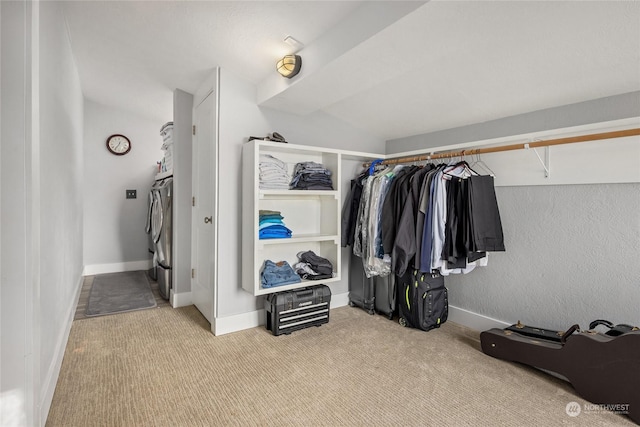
368, 128, 640, 166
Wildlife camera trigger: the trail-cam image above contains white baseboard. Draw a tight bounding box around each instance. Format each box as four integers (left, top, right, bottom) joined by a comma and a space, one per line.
83, 260, 152, 276
212, 292, 349, 336
171, 291, 192, 308
448, 305, 510, 331
213, 309, 266, 336
41, 272, 84, 423
330, 291, 349, 309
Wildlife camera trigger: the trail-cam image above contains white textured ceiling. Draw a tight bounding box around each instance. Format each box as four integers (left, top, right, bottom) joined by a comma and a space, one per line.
61, 1, 364, 122
62, 1, 640, 142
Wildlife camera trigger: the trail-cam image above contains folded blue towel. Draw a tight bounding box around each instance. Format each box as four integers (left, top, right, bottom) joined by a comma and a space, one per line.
259, 218, 285, 228
259, 224, 292, 239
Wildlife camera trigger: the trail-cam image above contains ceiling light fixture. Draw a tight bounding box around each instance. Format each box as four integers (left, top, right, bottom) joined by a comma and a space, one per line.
276, 55, 302, 79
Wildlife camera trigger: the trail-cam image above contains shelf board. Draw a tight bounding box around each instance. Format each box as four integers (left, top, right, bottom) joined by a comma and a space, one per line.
254, 139, 344, 156
258, 234, 338, 246
259, 189, 338, 199
254, 275, 341, 296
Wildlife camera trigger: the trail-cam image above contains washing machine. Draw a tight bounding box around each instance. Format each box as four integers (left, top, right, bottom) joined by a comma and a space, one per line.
151, 177, 173, 300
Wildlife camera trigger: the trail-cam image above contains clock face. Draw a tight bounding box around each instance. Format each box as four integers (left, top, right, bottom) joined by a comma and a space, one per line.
106, 134, 131, 155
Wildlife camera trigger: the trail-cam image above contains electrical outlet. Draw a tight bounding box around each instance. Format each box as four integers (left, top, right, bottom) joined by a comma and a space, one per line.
126, 189, 137, 199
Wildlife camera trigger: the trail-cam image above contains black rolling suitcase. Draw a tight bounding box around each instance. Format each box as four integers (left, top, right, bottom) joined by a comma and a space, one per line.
374, 274, 395, 320
265, 285, 331, 336
397, 269, 448, 331
348, 252, 375, 314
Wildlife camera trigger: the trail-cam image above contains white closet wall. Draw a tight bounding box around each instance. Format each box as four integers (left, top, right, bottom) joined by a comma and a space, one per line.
213, 69, 385, 334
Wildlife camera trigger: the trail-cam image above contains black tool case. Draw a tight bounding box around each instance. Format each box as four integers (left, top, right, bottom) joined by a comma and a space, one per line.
265, 285, 331, 336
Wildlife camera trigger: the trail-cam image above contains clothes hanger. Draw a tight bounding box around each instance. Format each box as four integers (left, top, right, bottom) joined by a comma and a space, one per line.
460, 156, 479, 176
470, 153, 496, 177
368, 159, 384, 176
442, 154, 479, 179
442, 155, 465, 174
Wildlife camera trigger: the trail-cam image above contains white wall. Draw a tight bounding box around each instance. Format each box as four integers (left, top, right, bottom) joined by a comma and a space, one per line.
1, 1, 85, 425
83, 100, 165, 273
217, 69, 385, 320
447, 182, 640, 330
1, 2, 35, 425
38, 2, 84, 422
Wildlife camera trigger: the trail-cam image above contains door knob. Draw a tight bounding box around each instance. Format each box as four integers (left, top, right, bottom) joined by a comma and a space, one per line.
204, 216, 212, 224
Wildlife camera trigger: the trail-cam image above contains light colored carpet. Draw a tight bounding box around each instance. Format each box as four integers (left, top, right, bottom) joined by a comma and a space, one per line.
46, 306, 634, 426
85, 271, 156, 317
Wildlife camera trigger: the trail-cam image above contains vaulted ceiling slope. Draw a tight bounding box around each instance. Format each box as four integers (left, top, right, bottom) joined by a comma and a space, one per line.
62, 1, 640, 143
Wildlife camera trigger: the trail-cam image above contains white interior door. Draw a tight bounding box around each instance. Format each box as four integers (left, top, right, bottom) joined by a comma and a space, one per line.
191, 81, 217, 324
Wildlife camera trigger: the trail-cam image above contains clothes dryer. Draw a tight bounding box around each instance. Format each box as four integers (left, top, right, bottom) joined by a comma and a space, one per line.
151, 177, 173, 300
146, 179, 164, 281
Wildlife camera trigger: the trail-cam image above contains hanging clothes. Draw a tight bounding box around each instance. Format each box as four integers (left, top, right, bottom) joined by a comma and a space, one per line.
388, 164, 434, 276
343, 159, 505, 279
341, 171, 366, 248
352, 171, 374, 259
363, 166, 394, 278
381, 165, 419, 260
467, 175, 506, 251
419, 165, 442, 273
349, 165, 396, 277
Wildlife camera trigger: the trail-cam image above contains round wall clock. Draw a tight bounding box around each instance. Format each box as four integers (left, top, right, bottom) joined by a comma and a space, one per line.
106, 134, 131, 155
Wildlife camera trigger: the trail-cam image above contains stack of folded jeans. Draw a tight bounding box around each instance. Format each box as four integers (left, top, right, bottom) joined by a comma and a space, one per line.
261, 260, 301, 288
290, 162, 333, 190
259, 154, 290, 189
294, 250, 333, 280
259, 210, 292, 239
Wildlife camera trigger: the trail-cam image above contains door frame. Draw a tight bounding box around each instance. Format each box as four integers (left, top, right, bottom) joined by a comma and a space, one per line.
191, 69, 220, 327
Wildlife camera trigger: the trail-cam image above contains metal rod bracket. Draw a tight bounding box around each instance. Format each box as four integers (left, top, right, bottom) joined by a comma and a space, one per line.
526, 142, 550, 178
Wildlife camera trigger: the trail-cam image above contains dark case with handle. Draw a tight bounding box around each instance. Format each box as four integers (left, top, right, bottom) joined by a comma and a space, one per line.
481, 321, 640, 424
265, 285, 331, 336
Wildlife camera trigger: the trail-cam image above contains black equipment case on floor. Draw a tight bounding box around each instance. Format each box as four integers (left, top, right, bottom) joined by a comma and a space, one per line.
481, 320, 640, 424
265, 285, 331, 336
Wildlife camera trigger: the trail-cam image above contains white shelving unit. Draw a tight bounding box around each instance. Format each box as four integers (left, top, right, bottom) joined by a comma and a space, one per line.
242, 140, 342, 296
